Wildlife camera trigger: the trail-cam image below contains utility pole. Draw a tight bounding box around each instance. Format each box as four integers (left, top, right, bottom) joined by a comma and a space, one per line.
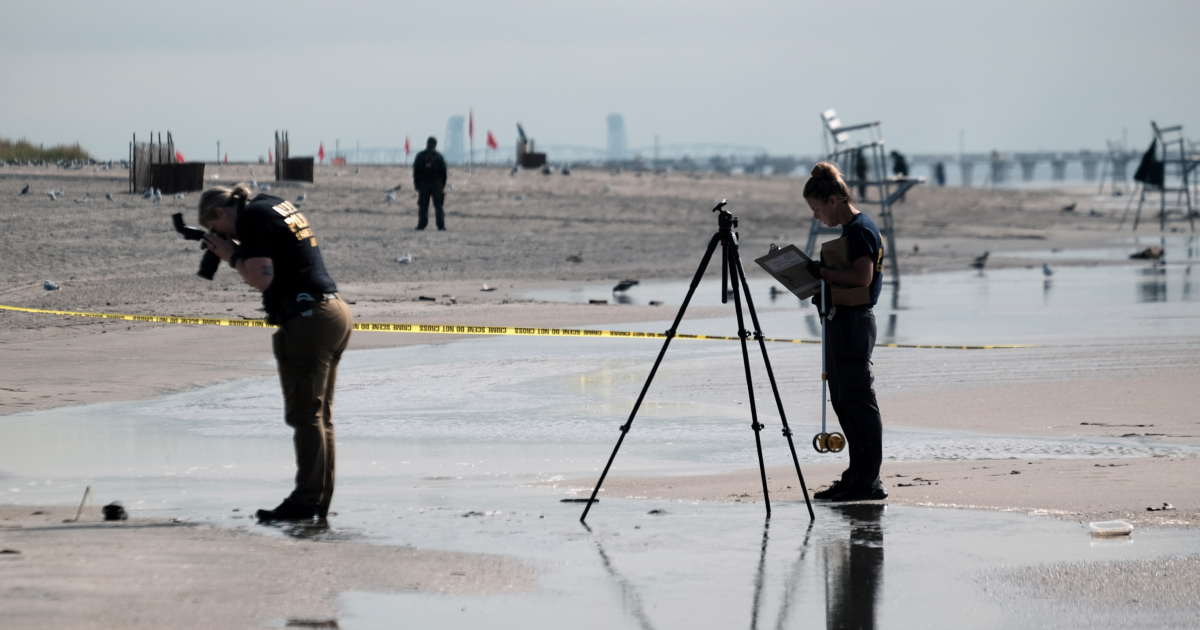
217, 140, 221, 164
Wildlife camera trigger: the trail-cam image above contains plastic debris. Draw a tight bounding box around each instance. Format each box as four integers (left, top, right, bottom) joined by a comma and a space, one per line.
1089, 520, 1133, 537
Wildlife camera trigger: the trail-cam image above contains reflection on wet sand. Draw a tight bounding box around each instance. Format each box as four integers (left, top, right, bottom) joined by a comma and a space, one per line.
590, 510, 889, 630
824, 505, 885, 630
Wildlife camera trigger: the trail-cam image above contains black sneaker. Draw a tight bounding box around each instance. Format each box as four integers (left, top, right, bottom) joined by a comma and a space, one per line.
812, 482, 847, 500
437, 227, 447, 231
828, 486, 888, 503
256, 499, 318, 522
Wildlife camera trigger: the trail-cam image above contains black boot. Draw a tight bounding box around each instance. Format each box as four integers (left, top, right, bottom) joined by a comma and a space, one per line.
256, 499, 318, 522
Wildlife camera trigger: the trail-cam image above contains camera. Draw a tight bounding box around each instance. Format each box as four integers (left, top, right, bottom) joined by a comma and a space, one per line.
172, 213, 221, 280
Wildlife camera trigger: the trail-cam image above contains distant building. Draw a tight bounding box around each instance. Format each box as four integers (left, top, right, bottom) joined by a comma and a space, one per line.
606, 114, 628, 162
444, 115, 466, 164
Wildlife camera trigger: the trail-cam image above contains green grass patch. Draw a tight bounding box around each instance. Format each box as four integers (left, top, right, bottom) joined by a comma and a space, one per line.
0, 137, 92, 162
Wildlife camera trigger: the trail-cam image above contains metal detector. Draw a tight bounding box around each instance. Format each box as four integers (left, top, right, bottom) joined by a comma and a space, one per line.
812, 278, 846, 454
579, 201, 815, 522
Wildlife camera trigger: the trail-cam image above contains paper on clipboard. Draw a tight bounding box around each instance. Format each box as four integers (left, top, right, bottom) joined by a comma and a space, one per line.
754, 244, 821, 299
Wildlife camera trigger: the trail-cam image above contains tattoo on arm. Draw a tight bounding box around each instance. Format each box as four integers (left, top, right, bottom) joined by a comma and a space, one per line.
261, 265, 273, 277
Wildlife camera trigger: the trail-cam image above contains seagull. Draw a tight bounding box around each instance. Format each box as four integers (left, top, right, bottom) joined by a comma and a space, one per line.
74, 197, 87, 203
260, 184, 271, 192
142, 188, 153, 199
385, 192, 396, 203
250, 180, 258, 188
970, 251, 989, 270
20, 184, 29, 195
354, 167, 360, 174
509, 166, 519, 176
613, 279, 639, 293
395, 253, 412, 264
561, 165, 571, 175
481, 284, 497, 292
1042, 263, 1053, 277
106, 193, 114, 201
47, 191, 58, 200
1061, 203, 1077, 212
174, 192, 185, 200
296, 193, 307, 202
153, 189, 162, 203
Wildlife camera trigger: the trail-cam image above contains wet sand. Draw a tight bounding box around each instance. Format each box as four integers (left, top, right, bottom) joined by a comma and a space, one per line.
1, 164, 1197, 626
0, 506, 535, 630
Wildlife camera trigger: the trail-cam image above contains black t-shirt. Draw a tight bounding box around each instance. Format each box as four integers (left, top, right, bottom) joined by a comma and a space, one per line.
842, 212, 884, 307
412, 149, 447, 190
235, 194, 337, 316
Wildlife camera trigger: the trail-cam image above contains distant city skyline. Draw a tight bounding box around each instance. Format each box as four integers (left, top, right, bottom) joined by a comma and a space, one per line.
2, 0, 1197, 160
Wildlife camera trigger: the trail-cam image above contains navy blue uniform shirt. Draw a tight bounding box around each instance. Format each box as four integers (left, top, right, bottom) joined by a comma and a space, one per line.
842, 212, 883, 307
236, 194, 338, 317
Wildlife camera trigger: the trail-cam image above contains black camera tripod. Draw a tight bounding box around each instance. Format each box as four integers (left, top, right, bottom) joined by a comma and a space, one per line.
580, 201, 815, 522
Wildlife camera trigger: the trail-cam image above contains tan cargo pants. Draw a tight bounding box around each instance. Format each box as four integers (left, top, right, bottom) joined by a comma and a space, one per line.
271, 296, 353, 517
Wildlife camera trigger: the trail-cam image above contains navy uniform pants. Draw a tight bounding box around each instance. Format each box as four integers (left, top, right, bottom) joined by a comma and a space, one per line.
824, 305, 883, 490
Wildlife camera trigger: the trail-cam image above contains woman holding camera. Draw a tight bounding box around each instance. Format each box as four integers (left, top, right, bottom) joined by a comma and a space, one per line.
803, 162, 887, 503
198, 184, 352, 522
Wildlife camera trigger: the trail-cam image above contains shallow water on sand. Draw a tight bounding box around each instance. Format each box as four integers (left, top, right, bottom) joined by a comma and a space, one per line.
3, 260, 1200, 628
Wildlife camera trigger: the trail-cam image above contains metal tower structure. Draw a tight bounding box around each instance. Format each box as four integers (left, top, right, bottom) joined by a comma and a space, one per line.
606, 114, 628, 163
1121, 121, 1197, 232
804, 109, 920, 288
444, 115, 466, 164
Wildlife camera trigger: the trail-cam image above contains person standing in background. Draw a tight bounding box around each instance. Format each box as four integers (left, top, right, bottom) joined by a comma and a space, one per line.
413, 137, 448, 231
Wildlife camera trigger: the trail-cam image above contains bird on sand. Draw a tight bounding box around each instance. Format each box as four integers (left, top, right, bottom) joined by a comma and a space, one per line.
1042, 263, 1053, 277
20, 184, 29, 195
142, 188, 153, 199
385, 192, 396, 203
174, 192, 185, 200
613, 279, 639, 293
250, 180, 258, 188
1061, 203, 1077, 212
153, 188, 162, 203
106, 193, 114, 201
47, 191, 58, 200
296, 193, 307, 202
395, 253, 412, 264
970, 251, 989, 270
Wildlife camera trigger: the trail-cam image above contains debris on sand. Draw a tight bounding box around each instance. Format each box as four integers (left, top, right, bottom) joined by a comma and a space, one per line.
481, 284, 496, 292
43, 280, 59, 291
1130, 246, 1164, 260
1147, 503, 1176, 512
418, 296, 436, 301
1089, 520, 1132, 537
566, 252, 583, 263
102, 502, 128, 521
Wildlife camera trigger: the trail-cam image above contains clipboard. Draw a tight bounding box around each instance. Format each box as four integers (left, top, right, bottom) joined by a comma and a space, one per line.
754, 244, 821, 300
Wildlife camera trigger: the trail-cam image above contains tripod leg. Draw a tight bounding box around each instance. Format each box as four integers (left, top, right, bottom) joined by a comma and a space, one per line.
726, 235, 772, 519
580, 232, 723, 521
732, 252, 815, 521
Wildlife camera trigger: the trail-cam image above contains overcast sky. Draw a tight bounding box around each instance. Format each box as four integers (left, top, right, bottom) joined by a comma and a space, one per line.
2, 0, 1197, 160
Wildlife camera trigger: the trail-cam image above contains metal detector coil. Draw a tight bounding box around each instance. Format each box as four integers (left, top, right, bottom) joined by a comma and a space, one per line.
812, 432, 846, 453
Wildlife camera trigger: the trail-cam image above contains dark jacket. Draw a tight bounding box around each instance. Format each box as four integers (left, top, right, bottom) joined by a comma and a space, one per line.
413, 149, 447, 190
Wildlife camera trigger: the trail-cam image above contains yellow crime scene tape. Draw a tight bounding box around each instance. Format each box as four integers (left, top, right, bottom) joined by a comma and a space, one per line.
0, 304, 1036, 350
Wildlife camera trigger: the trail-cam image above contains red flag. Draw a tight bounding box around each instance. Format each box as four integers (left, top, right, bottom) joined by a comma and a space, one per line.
223, 153, 227, 163
405, 137, 411, 155
268, 149, 273, 164
318, 142, 325, 162
175, 150, 185, 163
469, 110, 474, 140
486, 131, 498, 150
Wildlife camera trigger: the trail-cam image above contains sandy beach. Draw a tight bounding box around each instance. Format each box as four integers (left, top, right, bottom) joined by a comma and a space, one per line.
2, 163, 1198, 627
